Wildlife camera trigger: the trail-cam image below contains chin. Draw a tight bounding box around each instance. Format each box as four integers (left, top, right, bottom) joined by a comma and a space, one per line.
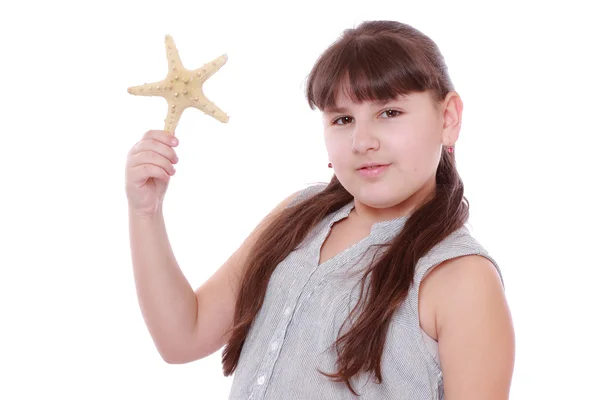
353, 186, 399, 206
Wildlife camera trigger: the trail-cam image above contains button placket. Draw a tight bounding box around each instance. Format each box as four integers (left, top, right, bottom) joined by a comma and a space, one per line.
249, 299, 298, 399
248, 208, 358, 400
296, 277, 327, 313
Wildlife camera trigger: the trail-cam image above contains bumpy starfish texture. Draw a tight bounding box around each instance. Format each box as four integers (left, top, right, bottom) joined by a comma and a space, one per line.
127, 34, 229, 132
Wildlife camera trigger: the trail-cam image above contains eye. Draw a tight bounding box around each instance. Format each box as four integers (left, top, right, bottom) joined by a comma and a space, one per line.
332, 116, 353, 125
331, 109, 403, 125
381, 109, 402, 118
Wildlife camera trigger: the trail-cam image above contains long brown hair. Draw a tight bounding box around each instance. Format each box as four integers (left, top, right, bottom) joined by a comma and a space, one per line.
221, 20, 468, 395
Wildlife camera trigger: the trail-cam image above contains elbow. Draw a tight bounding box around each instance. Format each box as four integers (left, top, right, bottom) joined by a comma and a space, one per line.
159, 344, 208, 365
156, 342, 191, 364
160, 350, 190, 364
163, 356, 185, 365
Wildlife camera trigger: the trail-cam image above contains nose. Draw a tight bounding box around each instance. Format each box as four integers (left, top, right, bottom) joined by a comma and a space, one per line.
352, 121, 380, 153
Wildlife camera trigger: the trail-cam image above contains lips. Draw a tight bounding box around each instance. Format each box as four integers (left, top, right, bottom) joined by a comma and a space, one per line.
361, 165, 383, 169
356, 163, 390, 178
358, 163, 389, 170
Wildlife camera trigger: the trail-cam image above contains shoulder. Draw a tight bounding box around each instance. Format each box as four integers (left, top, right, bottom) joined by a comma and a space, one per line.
285, 182, 328, 209
424, 254, 503, 296
423, 254, 507, 332
419, 253, 503, 337
417, 226, 505, 290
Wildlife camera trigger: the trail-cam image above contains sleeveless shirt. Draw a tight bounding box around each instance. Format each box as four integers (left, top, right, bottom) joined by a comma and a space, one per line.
227, 183, 504, 400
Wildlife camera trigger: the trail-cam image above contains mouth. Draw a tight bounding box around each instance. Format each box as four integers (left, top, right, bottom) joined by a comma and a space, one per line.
356, 164, 390, 177
357, 164, 390, 170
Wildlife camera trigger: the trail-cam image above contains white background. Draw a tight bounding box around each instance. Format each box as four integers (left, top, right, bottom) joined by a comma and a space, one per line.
1, 0, 598, 398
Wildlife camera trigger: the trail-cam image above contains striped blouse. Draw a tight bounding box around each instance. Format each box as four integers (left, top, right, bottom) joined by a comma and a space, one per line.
227, 183, 504, 399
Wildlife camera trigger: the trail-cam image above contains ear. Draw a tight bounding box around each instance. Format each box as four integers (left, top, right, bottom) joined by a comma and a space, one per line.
441, 91, 463, 146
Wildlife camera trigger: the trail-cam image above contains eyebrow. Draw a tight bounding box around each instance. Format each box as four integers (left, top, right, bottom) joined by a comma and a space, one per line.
323, 98, 405, 114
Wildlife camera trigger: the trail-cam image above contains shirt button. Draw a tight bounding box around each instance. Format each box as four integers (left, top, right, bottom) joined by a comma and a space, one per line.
270, 341, 279, 351
284, 307, 291, 316
257, 376, 265, 385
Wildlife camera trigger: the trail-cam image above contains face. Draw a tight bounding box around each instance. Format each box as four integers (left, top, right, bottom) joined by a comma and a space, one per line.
322, 89, 462, 220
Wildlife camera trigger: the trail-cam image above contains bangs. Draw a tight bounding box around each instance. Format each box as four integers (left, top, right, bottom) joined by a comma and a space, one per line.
306, 34, 443, 112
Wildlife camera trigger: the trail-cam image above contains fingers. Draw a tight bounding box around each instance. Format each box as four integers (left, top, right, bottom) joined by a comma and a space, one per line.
131, 150, 177, 178
134, 163, 172, 184
143, 129, 179, 147
127, 130, 179, 183
130, 130, 178, 161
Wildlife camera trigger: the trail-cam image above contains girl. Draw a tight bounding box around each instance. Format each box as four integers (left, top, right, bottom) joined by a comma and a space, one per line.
126, 20, 514, 400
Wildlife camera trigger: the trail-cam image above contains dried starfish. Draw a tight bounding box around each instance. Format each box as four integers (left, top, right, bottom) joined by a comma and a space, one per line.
127, 34, 229, 133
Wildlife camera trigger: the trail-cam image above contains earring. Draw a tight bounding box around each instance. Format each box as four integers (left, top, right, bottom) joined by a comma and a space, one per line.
447, 146, 454, 154
328, 162, 332, 168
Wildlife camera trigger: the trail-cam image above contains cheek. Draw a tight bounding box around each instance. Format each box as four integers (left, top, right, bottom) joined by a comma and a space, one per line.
323, 133, 337, 151
393, 144, 437, 177
403, 128, 439, 159
324, 136, 347, 160
407, 148, 441, 178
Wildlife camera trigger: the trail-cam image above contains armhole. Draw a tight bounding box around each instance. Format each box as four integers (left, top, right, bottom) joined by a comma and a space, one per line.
411, 261, 444, 371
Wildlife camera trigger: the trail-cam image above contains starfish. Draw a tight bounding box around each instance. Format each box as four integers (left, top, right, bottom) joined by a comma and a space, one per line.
127, 34, 229, 133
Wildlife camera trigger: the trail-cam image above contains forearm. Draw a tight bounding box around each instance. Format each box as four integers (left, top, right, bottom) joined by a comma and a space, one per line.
128, 207, 198, 360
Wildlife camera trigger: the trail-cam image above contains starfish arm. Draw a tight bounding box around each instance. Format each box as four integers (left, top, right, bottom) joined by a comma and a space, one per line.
164, 35, 185, 76
192, 93, 229, 123
127, 80, 171, 97
192, 54, 228, 82
163, 100, 186, 133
